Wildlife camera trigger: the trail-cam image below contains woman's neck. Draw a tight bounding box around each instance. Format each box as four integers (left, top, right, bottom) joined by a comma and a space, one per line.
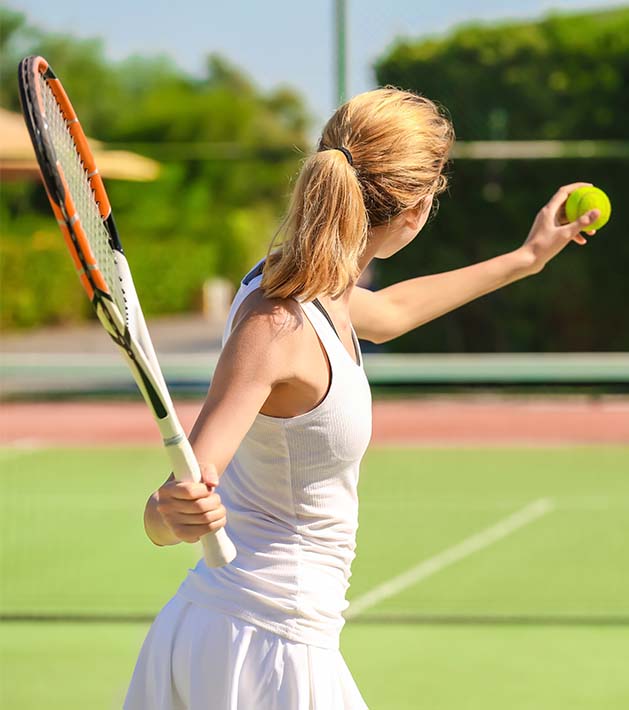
323, 229, 381, 311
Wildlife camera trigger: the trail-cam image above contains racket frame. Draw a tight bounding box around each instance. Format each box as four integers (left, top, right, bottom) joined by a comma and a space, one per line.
18, 55, 236, 567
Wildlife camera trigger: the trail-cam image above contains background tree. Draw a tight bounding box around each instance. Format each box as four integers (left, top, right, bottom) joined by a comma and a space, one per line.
0, 9, 311, 327
373, 6, 629, 352
1, 7, 627, 351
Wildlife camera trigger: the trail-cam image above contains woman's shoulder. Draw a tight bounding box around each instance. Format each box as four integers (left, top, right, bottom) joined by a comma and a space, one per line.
232, 288, 304, 336
220, 289, 313, 387
227, 289, 313, 374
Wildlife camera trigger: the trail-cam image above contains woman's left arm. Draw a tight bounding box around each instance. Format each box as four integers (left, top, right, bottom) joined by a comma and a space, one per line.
351, 182, 600, 344
350, 248, 535, 343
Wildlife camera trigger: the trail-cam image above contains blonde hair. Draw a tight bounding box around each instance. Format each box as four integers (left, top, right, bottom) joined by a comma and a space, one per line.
261, 86, 455, 301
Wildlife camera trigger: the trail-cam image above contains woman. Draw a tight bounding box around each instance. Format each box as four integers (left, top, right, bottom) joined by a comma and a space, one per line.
124, 87, 599, 710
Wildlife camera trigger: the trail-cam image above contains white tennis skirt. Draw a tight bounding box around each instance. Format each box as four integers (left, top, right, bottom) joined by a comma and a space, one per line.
124, 595, 368, 710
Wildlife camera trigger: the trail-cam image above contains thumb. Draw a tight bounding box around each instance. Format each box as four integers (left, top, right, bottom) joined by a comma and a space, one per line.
574, 209, 599, 231
200, 463, 219, 489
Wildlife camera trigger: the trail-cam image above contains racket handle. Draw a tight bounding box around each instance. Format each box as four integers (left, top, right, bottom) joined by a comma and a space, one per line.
166, 436, 237, 568
204, 527, 238, 568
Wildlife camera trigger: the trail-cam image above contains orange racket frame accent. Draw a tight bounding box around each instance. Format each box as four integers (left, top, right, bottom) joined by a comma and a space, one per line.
20, 55, 112, 302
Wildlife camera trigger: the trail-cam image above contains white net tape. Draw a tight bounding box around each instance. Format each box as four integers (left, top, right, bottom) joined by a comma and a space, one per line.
39, 73, 128, 323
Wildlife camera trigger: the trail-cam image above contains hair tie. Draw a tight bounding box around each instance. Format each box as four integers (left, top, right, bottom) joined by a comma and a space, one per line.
319, 144, 354, 167
336, 146, 354, 166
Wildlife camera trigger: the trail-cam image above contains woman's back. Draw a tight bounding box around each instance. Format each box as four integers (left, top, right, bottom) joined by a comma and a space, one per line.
128, 86, 458, 709
178, 261, 372, 649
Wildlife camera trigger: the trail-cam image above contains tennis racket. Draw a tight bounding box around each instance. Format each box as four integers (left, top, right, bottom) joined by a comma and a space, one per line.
18, 55, 237, 567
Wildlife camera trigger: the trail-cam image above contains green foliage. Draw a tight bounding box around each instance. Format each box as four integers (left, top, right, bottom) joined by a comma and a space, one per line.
0, 223, 89, 328
0, 9, 310, 329
377, 157, 629, 353
376, 7, 629, 140
374, 6, 629, 351
3, 7, 628, 350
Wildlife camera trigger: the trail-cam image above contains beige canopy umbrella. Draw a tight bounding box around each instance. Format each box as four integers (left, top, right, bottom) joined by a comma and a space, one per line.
0, 107, 160, 181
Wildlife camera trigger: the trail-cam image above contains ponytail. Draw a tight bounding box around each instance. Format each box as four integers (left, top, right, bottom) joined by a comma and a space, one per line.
261, 149, 368, 301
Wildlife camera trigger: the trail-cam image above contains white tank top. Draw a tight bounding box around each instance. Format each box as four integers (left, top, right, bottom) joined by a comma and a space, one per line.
177, 260, 372, 649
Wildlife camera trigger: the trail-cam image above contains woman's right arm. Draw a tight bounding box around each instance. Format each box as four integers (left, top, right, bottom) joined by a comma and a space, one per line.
144, 294, 304, 547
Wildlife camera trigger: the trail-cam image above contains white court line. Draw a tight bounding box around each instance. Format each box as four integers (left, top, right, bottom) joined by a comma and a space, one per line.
346, 497, 555, 620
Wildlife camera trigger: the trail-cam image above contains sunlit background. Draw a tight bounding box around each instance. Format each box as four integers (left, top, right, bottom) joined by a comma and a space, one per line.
1, 2, 628, 709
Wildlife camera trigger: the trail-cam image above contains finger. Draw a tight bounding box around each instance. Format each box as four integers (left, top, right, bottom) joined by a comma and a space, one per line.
174, 516, 227, 542
573, 234, 587, 246
546, 181, 593, 214
200, 462, 219, 489
171, 525, 210, 543
167, 492, 222, 514
166, 481, 215, 500
171, 528, 202, 543
562, 208, 599, 239
172, 506, 226, 526
578, 209, 599, 230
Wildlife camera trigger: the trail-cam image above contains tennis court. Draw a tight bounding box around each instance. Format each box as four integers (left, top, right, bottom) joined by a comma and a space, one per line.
2, 441, 628, 709
3, 4, 629, 709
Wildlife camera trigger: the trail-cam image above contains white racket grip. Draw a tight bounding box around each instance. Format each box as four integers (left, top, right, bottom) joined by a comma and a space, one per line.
165, 436, 237, 567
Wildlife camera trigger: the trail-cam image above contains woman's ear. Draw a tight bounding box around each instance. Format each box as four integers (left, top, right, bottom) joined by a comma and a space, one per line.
403, 203, 425, 232
412, 194, 435, 228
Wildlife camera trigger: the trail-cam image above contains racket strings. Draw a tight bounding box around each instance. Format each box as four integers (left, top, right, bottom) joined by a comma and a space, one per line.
39, 73, 129, 325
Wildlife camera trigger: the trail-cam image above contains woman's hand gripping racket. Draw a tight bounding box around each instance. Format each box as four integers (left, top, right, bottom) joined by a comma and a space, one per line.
18, 56, 237, 567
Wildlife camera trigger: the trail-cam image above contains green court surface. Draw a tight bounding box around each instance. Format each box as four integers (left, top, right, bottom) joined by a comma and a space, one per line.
1, 446, 628, 709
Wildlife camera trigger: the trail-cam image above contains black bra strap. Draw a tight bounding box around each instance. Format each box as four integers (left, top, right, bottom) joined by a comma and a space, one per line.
243, 261, 265, 285
312, 298, 340, 338
312, 298, 360, 365
241, 264, 360, 364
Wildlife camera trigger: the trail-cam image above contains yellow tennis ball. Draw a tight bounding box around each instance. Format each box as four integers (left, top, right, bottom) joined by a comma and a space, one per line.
565, 186, 611, 231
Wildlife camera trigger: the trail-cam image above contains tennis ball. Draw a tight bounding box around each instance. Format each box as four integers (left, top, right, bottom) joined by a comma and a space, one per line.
565, 186, 611, 231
